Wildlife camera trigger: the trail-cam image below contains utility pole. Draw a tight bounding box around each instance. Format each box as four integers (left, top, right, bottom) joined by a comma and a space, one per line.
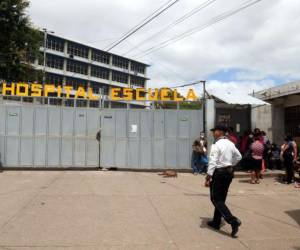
194, 80, 206, 134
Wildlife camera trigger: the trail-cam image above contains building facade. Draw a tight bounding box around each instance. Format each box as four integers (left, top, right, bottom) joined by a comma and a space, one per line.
253, 81, 300, 145
31, 33, 149, 107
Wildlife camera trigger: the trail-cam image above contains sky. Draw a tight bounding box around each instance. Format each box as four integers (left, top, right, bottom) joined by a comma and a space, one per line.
27, 0, 300, 96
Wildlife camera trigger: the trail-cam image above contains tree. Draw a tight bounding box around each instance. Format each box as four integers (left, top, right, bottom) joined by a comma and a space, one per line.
0, 0, 42, 82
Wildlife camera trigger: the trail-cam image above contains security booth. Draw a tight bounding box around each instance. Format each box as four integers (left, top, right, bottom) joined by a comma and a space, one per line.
205, 90, 269, 143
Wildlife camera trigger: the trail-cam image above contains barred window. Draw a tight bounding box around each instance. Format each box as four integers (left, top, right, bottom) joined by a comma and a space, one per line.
112, 71, 128, 84
131, 62, 145, 74
46, 36, 64, 52
131, 76, 145, 87
65, 77, 87, 90
67, 42, 88, 58
112, 56, 129, 69
67, 60, 88, 75
91, 66, 109, 80
46, 54, 64, 70
90, 82, 109, 95
92, 50, 110, 64
45, 73, 63, 86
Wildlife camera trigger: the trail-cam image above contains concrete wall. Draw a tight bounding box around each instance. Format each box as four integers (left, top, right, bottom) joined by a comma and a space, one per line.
251, 105, 273, 140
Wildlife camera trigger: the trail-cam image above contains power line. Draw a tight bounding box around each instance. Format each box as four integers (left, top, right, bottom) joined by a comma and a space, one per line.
122, 0, 218, 56
105, 0, 180, 52
134, 0, 263, 58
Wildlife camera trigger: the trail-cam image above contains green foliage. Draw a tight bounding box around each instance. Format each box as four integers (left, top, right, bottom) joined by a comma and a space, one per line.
0, 0, 42, 82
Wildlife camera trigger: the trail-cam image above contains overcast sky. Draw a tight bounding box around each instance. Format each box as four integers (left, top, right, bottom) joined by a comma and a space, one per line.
28, 0, 300, 95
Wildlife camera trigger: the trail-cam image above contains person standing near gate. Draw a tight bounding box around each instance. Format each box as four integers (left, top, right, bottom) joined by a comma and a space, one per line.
204, 125, 242, 238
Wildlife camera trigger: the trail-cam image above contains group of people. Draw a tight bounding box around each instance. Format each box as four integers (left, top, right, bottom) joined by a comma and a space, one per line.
192, 127, 300, 185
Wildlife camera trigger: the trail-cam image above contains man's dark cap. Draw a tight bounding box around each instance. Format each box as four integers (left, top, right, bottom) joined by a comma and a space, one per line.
210, 124, 228, 132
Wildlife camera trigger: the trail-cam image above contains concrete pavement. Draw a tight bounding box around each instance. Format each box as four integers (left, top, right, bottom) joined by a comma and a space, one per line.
0, 170, 299, 250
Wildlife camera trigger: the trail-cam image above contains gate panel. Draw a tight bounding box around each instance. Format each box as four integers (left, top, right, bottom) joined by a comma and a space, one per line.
74, 138, 86, 166
34, 137, 46, 166
101, 109, 116, 167
61, 138, 73, 166
20, 138, 33, 166
6, 137, 19, 166
6, 106, 20, 136
154, 111, 164, 138
48, 138, 60, 166
153, 139, 164, 168
61, 108, 74, 167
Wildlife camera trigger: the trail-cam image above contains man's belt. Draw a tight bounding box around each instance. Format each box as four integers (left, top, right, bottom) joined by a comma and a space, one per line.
215, 166, 234, 173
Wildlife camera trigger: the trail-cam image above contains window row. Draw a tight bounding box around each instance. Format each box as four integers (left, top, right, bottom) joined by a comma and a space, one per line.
91, 66, 109, 80
68, 42, 89, 59
42, 74, 110, 96
112, 71, 128, 84
45, 73, 63, 86
131, 62, 145, 74
46, 54, 64, 70
112, 56, 129, 69
92, 50, 110, 64
131, 76, 145, 87
90, 82, 109, 95
46, 36, 64, 52
67, 60, 88, 75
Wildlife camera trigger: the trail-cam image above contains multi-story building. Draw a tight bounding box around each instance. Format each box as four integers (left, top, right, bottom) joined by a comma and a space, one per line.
31, 33, 149, 107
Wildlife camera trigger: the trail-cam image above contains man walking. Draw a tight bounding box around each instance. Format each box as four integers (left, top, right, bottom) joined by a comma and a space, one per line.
205, 125, 242, 238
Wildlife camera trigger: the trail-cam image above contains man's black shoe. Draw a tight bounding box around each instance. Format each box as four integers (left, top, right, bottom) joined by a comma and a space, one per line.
207, 221, 220, 230
231, 219, 242, 238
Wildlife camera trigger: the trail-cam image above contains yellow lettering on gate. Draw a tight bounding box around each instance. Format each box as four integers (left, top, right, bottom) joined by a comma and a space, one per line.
186, 89, 197, 101
123, 88, 133, 101
2, 83, 15, 95
160, 88, 170, 101
31, 83, 42, 96
136, 88, 146, 101
57, 86, 62, 97
44, 84, 55, 97
64, 86, 73, 98
111, 88, 121, 101
148, 88, 159, 101
88, 87, 99, 100
75, 87, 86, 98
16, 83, 29, 96
173, 89, 184, 101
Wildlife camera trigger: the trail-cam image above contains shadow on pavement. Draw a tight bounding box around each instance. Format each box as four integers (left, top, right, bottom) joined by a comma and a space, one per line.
199, 217, 230, 238
285, 210, 300, 226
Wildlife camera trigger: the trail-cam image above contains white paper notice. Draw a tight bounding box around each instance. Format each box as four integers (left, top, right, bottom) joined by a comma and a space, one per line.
131, 124, 137, 133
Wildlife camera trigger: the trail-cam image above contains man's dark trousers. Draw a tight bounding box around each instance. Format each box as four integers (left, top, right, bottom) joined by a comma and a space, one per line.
210, 168, 236, 226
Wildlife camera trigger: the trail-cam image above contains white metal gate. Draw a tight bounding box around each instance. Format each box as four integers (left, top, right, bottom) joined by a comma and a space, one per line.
0, 103, 203, 169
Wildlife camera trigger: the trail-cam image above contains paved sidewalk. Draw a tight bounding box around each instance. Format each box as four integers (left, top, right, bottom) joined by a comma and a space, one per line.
0, 170, 299, 250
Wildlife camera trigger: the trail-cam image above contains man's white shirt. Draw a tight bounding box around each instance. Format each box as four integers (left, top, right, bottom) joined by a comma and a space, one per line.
207, 138, 242, 176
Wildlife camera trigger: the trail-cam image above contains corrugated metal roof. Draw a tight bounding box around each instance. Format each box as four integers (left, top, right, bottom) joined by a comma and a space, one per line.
208, 90, 269, 105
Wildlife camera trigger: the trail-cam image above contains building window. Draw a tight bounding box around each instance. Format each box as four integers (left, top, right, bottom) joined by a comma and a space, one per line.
112, 56, 129, 69
91, 66, 109, 80
131, 76, 145, 87
45, 73, 63, 86
46, 35, 64, 52
67, 42, 89, 59
112, 71, 128, 84
46, 54, 64, 70
65, 77, 87, 90
92, 50, 110, 64
90, 82, 109, 95
131, 62, 145, 74
67, 60, 88, 75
